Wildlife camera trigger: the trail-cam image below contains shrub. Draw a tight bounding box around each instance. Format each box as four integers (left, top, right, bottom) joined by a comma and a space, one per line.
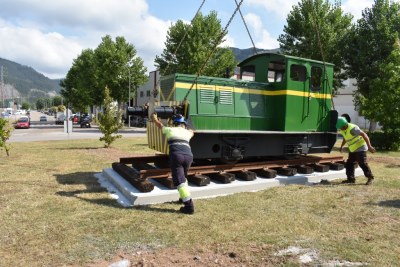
0, 118, 13, 156
95, 87, 123, 148
369, 129, 400, 151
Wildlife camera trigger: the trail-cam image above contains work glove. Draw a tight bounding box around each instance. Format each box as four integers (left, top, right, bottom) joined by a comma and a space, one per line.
150, 113, 158, 121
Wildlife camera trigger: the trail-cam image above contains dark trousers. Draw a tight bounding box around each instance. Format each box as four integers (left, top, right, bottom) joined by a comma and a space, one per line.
346, 151, 374, 180
169, 153, 193, 187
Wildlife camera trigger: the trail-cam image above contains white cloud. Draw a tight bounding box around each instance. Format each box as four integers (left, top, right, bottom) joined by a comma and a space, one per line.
244, 13, 263, 35
0, 0, 170, 78
243, 13, 278, 49
342, 0, 374, 20
221, 34, 236, 47
255, 31, 279, 49
0, 21, 82, 78
246, 0, 298, 19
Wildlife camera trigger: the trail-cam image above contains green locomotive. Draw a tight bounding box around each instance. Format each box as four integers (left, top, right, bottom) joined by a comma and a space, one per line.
143, 52, 338, 162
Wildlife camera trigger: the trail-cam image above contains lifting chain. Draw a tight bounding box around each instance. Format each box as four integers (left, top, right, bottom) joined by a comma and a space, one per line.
152, 0, 206, 100
183, 0, 245, 101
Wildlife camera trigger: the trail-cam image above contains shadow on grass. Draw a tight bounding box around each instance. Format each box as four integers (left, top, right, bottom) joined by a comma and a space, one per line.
54, 147, 104, 150
0, 180, 57, 188
133, 205, 179, 214
386, 164, 400, 168
374, 199, 400, 209
54, 172, 180, 213
54, 171, 125, 209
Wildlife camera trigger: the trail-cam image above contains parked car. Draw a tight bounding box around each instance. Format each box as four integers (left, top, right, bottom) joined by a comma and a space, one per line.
40, 116, 47, 122
55, 114, 65, 125
80, 115, 92, 128
14, 116, 30, 129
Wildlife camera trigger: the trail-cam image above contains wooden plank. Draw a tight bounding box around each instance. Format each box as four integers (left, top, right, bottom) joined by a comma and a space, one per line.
188, 174, 210, 186
253, 168, 277, 178
111, 162, 154, 192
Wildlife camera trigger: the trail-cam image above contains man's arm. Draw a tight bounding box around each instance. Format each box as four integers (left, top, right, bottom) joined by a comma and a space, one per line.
151, 113, 164, 130
339, 138, 346, 153
360, 131, 376, 153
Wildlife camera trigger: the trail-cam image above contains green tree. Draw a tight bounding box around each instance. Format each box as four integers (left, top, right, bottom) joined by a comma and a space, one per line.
366, 39, 400, 131
94, 35, 147, 108
278, 0, 353, 91
60, 49, 98, 111
61, 36, 147, 111
96, 87, 123, 148
0, 118, 13, 156
36, 98, 45, 110
341, 0, 400, 125
57, 105, 66, 112
155, 11, 237, 77
21, 102, 30, 110
52, 96, 63, 107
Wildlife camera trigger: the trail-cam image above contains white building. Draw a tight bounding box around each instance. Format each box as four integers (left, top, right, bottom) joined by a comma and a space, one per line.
333, 78, 374, 130
136, 70, 159, 106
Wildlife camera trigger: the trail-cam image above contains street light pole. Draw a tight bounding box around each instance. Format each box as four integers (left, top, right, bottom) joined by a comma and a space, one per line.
128, 66, 131, 128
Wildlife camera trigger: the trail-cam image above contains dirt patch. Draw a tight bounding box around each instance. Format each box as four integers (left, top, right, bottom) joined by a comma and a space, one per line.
82, 244, 369, 267
84, 244, 289, 267
369, 156, 399, 165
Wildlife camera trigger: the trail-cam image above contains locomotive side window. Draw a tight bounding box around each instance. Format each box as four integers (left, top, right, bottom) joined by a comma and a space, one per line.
311, 66, 323, 91
290, 64, 306, 82
240, 65, 255, 81
268, 61, 285, 82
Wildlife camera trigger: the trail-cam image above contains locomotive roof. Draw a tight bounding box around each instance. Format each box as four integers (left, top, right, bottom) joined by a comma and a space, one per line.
238, 52, 334, 67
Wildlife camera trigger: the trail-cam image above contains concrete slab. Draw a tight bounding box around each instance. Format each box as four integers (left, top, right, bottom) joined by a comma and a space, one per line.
95, 167, 364, 207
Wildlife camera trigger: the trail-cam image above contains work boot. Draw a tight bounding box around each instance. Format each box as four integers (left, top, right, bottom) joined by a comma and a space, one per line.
366, 177, 374, 186
180, 205, 194, 214
180, 199, 194, 214
341, 178, 355, 184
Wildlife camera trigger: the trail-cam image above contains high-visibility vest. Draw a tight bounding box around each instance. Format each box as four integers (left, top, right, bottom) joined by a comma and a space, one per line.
339, 123, 366, 152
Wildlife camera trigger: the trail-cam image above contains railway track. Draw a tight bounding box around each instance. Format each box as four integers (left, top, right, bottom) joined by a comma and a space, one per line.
112, 155, 345, 193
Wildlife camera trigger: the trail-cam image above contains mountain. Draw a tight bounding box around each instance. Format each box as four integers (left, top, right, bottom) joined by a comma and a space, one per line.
0, 58, 61, 99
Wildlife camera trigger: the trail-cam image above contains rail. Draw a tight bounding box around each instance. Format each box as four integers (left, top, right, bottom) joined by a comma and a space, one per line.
114, 155, 345, 192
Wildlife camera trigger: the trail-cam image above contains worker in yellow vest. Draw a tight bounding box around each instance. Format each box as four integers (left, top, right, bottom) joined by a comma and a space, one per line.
336, 117, 376, 185
151, 113, 195, 214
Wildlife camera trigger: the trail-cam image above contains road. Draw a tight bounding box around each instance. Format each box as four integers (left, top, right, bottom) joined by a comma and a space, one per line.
9, 111, 146, 143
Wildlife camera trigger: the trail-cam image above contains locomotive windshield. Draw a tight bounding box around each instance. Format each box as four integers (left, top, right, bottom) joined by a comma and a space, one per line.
267, 60, 285, 82
290, 64, 307, 82
311, 66, 323, 91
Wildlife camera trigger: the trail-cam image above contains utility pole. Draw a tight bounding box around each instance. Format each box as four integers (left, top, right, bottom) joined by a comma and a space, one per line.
127, 63, 132, 128
0, 66, 4, 108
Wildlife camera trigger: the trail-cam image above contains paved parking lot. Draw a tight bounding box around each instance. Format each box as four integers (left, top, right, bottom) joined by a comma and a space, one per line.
10, 126, 146, 142
4, 110, 146, 142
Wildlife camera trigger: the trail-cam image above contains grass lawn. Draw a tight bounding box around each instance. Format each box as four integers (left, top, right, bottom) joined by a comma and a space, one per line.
0, 137, 399, 266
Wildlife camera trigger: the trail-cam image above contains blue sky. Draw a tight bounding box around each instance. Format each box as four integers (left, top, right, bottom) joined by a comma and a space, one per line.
0, 0, 375, 79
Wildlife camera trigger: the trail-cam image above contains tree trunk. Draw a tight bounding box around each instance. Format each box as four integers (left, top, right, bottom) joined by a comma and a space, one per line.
369, 120, 377, 132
